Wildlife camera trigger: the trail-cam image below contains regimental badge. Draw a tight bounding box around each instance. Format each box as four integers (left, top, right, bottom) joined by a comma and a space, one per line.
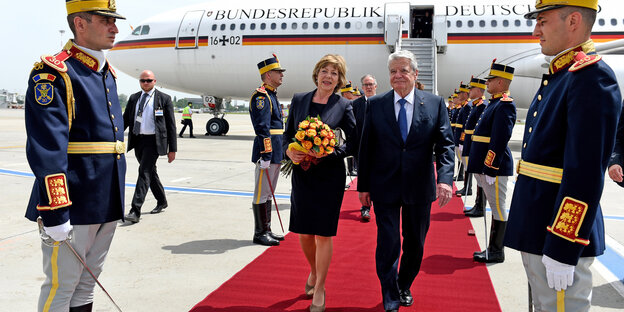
460, 132, 465, 141
35, 82, 54, 105
547, 197, 590, 245
42, 173, 72, 210
109, 0, 116, 10
256, 96, 265, 110
484, 150, 497, 169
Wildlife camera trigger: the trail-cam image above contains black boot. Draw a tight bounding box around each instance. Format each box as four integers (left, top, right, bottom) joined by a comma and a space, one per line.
454, 163, 464, 181
69, 302, 93, 312
465, 186, 485, 217
455, 172, 473, 196
474, 220, 506, 263
252, 203, 280, 246
265, 200, 284, 241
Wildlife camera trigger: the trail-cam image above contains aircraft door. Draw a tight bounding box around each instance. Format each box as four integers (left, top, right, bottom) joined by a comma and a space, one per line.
176, 10, 205, 49
384, 2, 410, 44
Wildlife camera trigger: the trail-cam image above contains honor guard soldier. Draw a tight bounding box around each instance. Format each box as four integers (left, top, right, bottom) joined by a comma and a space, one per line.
449, 91, 462, 180
24, 1, 126, 311
453, 83, 471, 185
461, 77, 488, 216
250, 54, 286, 246
467, 61, 516, 263
506, 1, 622, 310
340, 81, 358, 100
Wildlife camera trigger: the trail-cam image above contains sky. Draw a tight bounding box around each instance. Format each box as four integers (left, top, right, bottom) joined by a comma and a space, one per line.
2, 0, 208, 99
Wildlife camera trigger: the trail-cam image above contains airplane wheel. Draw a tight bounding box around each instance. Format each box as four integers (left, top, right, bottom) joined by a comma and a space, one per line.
221, 119, 230, 135
206, 118, 224, 135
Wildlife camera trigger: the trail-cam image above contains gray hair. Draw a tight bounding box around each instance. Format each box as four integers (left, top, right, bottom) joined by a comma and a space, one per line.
388, 50, 419, 72
360, 74, 377, 85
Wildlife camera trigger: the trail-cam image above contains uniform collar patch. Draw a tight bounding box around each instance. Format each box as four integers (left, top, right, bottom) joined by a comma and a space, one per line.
263, 83, 277, 93
68, 44, 100, 72
549, 40, 596, 74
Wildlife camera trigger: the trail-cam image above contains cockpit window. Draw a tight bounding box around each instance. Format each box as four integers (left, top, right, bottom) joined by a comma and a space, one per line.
132, 26, 142, 35
140, 25, 150, 35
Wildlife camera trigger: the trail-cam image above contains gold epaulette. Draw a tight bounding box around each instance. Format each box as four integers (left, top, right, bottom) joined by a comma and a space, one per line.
569, 53, 601, 72
255, 86, 269, 95
40, 50, 70, 73
36, 49, 75, 130
501, 93, 513, 102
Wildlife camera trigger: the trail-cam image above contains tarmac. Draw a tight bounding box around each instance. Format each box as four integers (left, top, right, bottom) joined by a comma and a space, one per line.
1, 108, 623, 311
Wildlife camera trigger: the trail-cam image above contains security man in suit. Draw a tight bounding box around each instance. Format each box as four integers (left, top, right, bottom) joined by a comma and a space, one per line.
24, 1, 126, 311
505, 1, 622, 310
123, 70, 177, 223
454, 83, 471, 189
358, 50, 455, 312
468, 62, 516, 263
250, 54, 286, 246
461, 77, 488, 217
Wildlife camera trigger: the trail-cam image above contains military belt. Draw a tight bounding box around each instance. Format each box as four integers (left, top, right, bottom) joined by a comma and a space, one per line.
269, 129, 284, 135
464, 130, 475, 135
471, 135, 490, 143
451, 123, 459, 128
517, 159, 563, 184
67, 141, 126, 154
454, 124, 463, 129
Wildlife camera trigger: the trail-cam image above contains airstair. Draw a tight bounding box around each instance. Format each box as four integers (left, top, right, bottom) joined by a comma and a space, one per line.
400, 39, 437, 94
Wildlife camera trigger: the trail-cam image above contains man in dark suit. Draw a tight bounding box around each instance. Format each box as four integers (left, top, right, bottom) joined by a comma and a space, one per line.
358, 50, 455, 312
352, 74, 377, 221
123, 70, 177, 223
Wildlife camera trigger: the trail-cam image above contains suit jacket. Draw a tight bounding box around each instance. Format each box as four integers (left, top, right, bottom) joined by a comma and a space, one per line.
282, 90, 356, 161
123, 89, 177, 155
357, 88, 455, 205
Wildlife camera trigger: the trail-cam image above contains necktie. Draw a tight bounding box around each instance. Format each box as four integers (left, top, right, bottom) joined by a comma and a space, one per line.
133, 93, 148, 136
398, 98, 408, 142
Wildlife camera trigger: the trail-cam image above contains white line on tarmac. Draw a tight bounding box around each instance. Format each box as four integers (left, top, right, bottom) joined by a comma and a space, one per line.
171, 177, 192, 183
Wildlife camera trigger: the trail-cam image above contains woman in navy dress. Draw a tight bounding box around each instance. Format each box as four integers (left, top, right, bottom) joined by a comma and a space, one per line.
283, 54, 356, 312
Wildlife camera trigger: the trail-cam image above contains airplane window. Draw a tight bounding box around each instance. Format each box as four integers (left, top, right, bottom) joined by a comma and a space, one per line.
468, 20, 474, 28
334, 22, 340, 29
220, 24, 226, 31
323, 22, 329, 29
240, 23, 246, 30
503, 20, 509, 27
271, 23, 277, 30
377, 21, 383, 29
250, 23, 256, 30
345, 22, 351, 29
456, 20, 462, 28
447, 21, 450, 28
211, 24, 217, 31
479, 20, 485, 27
261, 23, 266, 30
366, 21, 373, 29
611, 19, 617, 26
515, 20, 521, 27
491, 20, 497, 27
302, 22, 308, 30
141, 25, 150, 35
230, 24, 235, 30
291, 22, 297, 30
526, 20, 533, 26
132, 26, 141, 35
313, 22, 319, 29
281, 23, 287, 30
355, 21, 361, 29
598, 18, 605, 26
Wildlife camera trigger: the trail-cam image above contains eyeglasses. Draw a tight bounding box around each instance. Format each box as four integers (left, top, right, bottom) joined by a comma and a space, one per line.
362, 83, 376, 87
140, 79, 154, 83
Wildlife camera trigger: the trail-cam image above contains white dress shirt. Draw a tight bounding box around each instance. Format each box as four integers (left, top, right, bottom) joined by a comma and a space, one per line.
393, 88, 415, 134
134, 89, 156, 135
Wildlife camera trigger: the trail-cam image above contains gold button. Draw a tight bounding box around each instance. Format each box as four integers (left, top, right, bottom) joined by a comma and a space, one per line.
538, 95, 542, 101
115, 127, 118, 132
111, 114, 115, 119
533, 111, 537, 117
107, 88, 110, 93
117, 155, 121, 160
108, 101, 112, 106
543, 80, 548, 86
523, 143, 527, 148
529, 127, 532, 133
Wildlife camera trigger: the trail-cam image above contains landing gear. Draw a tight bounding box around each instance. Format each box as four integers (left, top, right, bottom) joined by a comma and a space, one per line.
206, 117, 229, 136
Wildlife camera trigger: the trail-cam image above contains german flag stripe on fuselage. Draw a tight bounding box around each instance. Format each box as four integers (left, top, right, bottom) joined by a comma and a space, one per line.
448, 31, 624, 44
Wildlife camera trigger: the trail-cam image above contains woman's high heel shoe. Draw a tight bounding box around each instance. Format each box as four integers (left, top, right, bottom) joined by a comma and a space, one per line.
305, 282, 315, 297
309, 290, 325, 312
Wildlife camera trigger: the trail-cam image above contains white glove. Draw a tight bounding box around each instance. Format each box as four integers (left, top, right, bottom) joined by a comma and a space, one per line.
259, 159, 271, 169
485, 175, 496, 185
542, 255, 575, 291
43, 220, 73, 242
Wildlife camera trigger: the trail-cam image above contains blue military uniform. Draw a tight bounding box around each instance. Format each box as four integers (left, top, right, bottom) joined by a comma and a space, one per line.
506, 39, 621, 310
25, 40, 126, 227
250, 54, 286, 246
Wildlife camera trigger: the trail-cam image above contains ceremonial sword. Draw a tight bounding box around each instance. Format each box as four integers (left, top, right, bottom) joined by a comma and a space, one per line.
263, 168, 285, 233
37, 217, 123, 312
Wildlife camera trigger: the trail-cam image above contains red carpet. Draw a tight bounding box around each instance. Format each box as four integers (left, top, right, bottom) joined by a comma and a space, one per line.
190, 181, 501, 311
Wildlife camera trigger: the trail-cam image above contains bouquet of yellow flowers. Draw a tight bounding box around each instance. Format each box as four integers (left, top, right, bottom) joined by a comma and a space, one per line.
281, 115, 337, 175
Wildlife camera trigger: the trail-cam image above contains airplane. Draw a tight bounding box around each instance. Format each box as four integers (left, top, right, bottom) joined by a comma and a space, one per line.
107, 0, 624, 135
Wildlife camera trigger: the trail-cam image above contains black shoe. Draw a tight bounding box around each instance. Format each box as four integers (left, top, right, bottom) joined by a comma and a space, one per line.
455, 187, 472, 196
399, 289, 413, 307
125, 211, 140, 223
464, 207, 484, 217
474, 250, 505, 263
190, 135, 196, 138
268, 231, 284, 241
70, 302, 93, 312
179, 134, 183, 138
361, 208, 371, 222
253, 233, 280, 246
151, 203, 167, 214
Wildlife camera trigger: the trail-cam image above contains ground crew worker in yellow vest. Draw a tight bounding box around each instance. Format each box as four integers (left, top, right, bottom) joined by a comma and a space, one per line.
179, 102, 195, 138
